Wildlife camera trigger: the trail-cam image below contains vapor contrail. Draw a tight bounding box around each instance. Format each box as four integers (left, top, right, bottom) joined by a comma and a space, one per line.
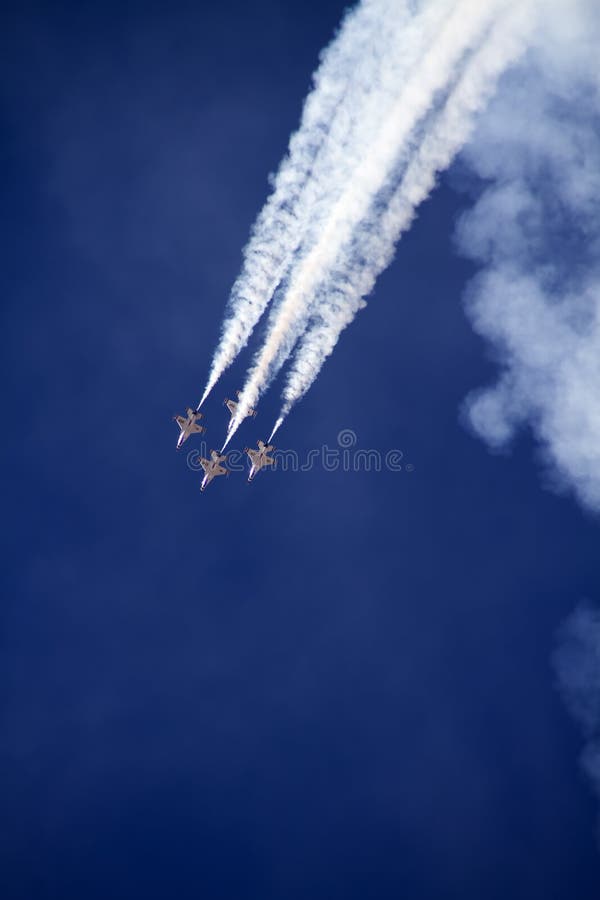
200, 0, 451, 407
224, 0, 519, 445
271, 1, 535, 436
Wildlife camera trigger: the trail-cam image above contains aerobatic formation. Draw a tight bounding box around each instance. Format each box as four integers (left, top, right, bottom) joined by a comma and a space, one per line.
172, 0, 599, 502
173, 393, 275, 491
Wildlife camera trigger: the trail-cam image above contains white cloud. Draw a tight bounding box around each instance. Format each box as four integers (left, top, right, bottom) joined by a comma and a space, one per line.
456, 0, 600, 512
555, 604, 600, 803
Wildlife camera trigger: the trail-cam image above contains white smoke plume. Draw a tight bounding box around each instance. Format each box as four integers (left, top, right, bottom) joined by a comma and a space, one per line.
226, 0, 524, 445
200, 0, 452, 406
555, 603, 600, 820
456, 0, 600, 512
275, 0, 535, 431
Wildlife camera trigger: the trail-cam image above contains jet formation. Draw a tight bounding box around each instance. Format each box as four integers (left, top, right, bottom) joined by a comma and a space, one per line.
173, 391, 274, 492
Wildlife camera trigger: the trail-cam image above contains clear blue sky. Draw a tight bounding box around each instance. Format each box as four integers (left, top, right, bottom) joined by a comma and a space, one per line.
1, 2, 599, 898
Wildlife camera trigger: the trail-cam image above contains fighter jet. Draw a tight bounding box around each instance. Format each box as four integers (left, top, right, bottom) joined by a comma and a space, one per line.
244, 440, 276, 483
173, 407, 206, 450
224, 390, 257, 430
199, 450, 229, 492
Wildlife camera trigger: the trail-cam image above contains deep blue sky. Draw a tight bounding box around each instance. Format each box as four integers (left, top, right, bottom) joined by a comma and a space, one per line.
1, 2, 599, 898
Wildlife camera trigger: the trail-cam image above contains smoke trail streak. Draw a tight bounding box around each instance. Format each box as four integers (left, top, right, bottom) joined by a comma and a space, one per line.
268, 418, 283, 444
225, 0, 513, 445
200, 0, 449, 406
274, 1, 535, 430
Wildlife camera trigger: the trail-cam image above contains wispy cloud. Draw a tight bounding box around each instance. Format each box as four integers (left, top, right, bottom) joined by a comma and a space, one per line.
456, 0, 600, 512
555, 603, 600, 806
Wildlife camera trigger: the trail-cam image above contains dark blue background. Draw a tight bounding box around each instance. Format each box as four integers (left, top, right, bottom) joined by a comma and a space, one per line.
1, 2, 599, 897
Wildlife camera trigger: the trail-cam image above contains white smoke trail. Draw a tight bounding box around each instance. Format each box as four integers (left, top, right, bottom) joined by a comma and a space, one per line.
225, 0, 517, 446
268, 418, 283, 444
200, 0, 451, 406
273, 0, 536, 431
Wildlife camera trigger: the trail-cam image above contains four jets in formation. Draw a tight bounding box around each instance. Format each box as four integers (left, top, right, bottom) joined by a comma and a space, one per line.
173, 391, 275, 492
